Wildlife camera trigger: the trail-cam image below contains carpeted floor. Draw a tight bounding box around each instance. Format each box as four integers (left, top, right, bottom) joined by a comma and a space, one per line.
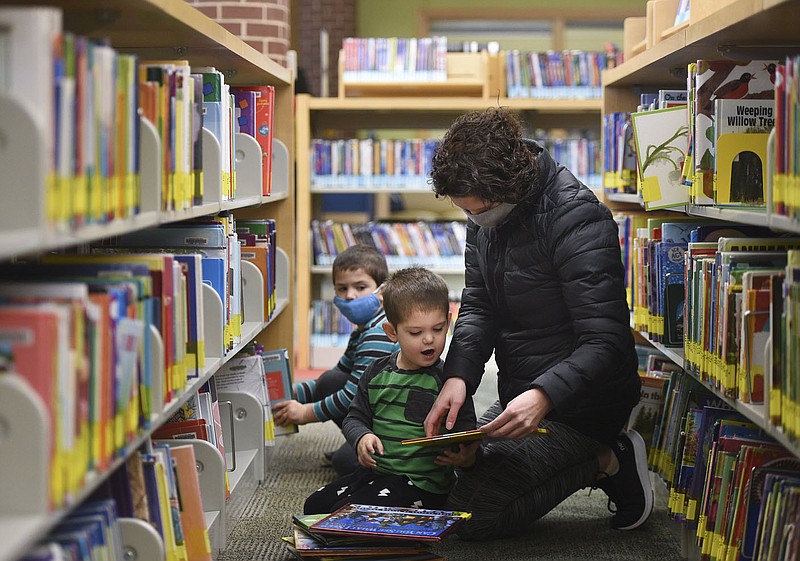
219, 367, 685, 561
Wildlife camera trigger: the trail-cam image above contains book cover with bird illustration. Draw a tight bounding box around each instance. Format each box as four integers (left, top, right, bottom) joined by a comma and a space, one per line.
693, 60, 777, 201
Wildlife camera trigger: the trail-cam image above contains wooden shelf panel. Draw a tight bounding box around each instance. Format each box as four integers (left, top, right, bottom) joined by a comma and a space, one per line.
341, 80, 485, 98
306, 96, 601, 112
604, 0, 799, 88
0, 0, 291, 86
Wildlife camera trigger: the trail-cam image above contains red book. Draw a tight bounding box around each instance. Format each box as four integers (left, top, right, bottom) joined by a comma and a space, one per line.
230, 85, 275, 196
151, 418, 209, 441
0, 304, 66, 507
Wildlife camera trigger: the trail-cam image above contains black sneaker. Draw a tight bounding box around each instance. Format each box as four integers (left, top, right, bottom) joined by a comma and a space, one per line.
321, 450, 335, 467
596, 429, 654, 530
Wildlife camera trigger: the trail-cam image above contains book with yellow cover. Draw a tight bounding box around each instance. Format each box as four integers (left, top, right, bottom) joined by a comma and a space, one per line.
401, 427, 548, 447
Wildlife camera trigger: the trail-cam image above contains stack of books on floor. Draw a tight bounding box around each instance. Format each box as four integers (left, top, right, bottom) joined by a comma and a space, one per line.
283, 503, 472, 560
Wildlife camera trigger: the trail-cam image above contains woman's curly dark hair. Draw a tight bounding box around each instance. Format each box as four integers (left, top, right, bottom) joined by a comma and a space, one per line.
430, 107, 538, 203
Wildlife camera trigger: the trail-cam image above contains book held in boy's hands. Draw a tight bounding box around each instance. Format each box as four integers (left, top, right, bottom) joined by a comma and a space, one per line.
401, 427, 548, 447
308, 504, 472, 542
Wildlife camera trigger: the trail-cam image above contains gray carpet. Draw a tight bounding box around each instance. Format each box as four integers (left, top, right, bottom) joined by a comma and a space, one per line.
219, 368, 685, 561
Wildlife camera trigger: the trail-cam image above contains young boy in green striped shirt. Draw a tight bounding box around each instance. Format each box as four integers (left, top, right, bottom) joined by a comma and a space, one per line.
304, 267, 478, 514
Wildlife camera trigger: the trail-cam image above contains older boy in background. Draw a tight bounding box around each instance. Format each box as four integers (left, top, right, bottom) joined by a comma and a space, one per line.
273, 245, 398, 475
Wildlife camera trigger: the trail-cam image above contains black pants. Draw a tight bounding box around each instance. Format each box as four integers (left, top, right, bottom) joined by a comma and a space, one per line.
304, 467, 448, 515
445, 401, 604, 540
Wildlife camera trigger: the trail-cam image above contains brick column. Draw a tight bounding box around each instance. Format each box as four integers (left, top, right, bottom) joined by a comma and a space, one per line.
187, 0, 290, 67
295, 0, 356, 97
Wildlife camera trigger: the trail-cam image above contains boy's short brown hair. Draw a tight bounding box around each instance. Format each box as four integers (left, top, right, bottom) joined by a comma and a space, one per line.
332, 245, 389, 286
382, 266, 449, 325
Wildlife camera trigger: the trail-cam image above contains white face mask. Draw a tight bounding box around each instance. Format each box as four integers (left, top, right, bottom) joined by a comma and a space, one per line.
463, 202, 517, 228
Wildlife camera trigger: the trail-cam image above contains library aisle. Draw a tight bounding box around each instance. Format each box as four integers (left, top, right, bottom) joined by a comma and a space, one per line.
219, 364, 683, 561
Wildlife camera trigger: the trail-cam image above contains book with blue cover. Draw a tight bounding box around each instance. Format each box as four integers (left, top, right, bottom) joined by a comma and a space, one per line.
308, 504, 471, 542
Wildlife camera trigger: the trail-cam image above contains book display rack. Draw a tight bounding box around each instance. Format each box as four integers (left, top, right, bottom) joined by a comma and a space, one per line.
0, 1, 295, 560
602, 1, 800, 558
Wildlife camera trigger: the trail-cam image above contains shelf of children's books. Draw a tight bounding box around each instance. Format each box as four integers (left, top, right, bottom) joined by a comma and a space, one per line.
0, 0, 291, 87
342, 79, 486, 99
637, 330, 800, 460
605, 0, 799, 89
310, 185, 433, 194
680, 369, 800, 460
304, 95, 602, 113
0, 369, 240, 561
310, 264, 464, 275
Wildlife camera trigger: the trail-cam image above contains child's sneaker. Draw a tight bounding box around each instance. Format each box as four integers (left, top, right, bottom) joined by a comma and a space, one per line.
596, 429, 654, 530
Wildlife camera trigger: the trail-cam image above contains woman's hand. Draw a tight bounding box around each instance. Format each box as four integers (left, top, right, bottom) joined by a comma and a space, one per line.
480, 388, 552, 439
272, 400, 315, 426
423, 377, 467, 437
356, 433, 384, 468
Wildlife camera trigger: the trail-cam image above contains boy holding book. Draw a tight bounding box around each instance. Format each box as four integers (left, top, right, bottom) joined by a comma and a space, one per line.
304, 266, 478, 514
273, 244, 398, 475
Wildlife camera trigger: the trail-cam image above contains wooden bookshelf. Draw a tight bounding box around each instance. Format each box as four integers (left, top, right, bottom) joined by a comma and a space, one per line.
338, 50, 501, 98
605, 1, 800, 557
0, 2, 294, 561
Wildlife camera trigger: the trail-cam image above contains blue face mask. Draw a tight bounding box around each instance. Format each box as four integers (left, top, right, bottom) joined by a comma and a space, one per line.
333, 292, 382, 325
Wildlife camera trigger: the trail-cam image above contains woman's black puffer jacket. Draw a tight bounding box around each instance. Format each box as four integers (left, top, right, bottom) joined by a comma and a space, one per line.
443, 140, 641, 445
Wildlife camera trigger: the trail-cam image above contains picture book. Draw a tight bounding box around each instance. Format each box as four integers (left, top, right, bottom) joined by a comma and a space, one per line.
308, 504, 472, 542
291, 526, 428, 556
627, 375, 668, 453
170, 445, 213, 561
739, 461, 800, 561
261, 348, 298, 436
401, 427, 548, 448
230, 85, 275, 196
738, 270, 779, 404
72, 499, 125, 561
231, 89, 256, 137
693, 60, 776, 201
214, 355, 272, 445
658, 89, 688, 109
151, 418, 210, 441
713, 98, 774, 205
673, 0, 690, 26
630, 105, 690, 210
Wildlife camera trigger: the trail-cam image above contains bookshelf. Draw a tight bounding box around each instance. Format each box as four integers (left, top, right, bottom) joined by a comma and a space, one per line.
603, 0, 800, 558
339, 50, 501, 98
0, 1, 294, 561
294, 93, 601, 370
